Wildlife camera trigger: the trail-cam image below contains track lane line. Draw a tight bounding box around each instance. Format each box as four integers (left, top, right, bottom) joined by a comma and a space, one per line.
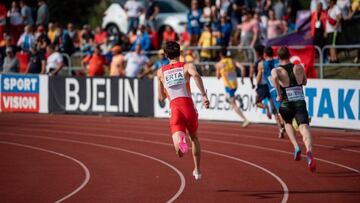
2, 133, 289, 203
0, 141, 90, 203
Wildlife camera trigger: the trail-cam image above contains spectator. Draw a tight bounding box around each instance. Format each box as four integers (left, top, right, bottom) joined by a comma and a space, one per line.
124, 44, 150, 78
109, 45, 124, 77
311, 0, 328, 11
152, 49, 169, 71
255, 0, 269, 16
238, 10, 259, 48
26, 44, 45, 74
326, 0, 342, 63
7, 1, 23, 45
180, 24, 191, 47
47, 22, 58, 43
219, 0, 231, 17
17, 25, 35, 52
81, 37, 94, 56
36, 0, 49, 27
145, 0, 159, 31
337, 0, 352, 20
67, 23, 77, 44
198, 23, 217, 62
53, 26, 75, 56
131, 25, 151, 51
2, 47, 19, 73
272, 0, 286, 20
94, 26, 107, 45
35, 25, 50, 45
351, 0, 360, 17
128, 28, 137, 45
203, 0, 216, 24
148, 26, 159, 50
216, 15, 232, 46
311, 2, 327, 49
0, 2, 6, 43
267, 9, 287, 39
20, 0, 34, 26
45, 44, 64, 75
162, 25, 177, 46
124, 0, 144, 33
82, 45, 106, 77
255, 11, 267, 41
229, 0, 246, 29
187, 0, 202, 45
80, 24, 94, 51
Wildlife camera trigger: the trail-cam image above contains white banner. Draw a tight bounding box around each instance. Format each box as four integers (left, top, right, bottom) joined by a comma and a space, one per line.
154, 77, 360, 130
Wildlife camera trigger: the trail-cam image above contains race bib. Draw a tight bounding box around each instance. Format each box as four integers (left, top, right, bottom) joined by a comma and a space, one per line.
285, 86, 304, 102
227, 71, 237, 81
164, 68, 185, 88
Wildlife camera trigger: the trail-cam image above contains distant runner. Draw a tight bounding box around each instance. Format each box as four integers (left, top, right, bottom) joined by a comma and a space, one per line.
216, 48, 250, 128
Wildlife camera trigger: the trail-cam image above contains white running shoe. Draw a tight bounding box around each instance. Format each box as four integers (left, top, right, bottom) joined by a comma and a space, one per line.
192, 170, 202, 180
242, 120, 250, 128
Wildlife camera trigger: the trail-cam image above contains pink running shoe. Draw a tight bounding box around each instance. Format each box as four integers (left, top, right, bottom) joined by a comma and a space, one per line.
178, 133, 188, 154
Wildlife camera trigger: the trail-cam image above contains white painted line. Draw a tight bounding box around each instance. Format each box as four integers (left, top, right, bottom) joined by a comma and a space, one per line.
0, 141, 90, 203
2, 133, 289, 203
0, 134, 185, 203
7, 126, 360, 173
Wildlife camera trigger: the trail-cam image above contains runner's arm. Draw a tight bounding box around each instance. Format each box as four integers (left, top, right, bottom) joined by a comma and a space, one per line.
271, 68, 282, 101
215, 62, 222, 79
157, 69, 167, 101
186, 63, 210, 108
295, 64, 307, 86
256, 62, 263, 85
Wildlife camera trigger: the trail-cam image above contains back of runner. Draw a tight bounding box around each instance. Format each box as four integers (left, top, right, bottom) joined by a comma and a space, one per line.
157, 41, 210, 180
216, 48, 250, 128
258, 46, 285, 138
271, 46, 316, 172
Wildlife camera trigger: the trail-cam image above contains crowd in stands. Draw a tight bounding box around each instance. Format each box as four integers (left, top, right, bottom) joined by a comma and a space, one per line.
0, 0, 359, 77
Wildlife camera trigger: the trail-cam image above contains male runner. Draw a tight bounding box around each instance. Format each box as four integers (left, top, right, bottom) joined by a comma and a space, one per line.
216, 48, 250, 128
258, 46, 285, 138
271, 46, 316, 172
157, 41, 209, 180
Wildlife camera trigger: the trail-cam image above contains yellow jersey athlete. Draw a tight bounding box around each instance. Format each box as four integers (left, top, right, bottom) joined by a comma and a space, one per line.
216, 48, 250, 127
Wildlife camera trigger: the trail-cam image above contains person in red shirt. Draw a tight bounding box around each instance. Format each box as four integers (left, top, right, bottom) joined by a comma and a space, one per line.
157, 41, 209, 180
82, 45, 107, 76
162, 25, 177, 46
311, 2, 327, 48
180, 24, 190, 46
0, 2, 6, 43
94, 26, 107, 45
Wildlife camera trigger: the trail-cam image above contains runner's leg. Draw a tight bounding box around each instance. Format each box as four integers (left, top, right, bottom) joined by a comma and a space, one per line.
189, 131, 201, 175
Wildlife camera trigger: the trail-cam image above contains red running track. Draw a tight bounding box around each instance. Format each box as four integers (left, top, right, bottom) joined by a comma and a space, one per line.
0, 113, 359, 203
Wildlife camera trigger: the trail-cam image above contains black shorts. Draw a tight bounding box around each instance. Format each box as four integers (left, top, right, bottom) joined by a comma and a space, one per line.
279, 100, 309, 125
256, 84, 270, 102
326, 32, 338, 46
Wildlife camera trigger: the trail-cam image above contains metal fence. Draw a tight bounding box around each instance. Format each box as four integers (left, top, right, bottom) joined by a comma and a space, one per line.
62, 44, 360, 79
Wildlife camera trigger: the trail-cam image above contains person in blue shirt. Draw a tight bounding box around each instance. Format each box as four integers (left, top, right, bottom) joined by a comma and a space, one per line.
131, 25, 151, 51
217, 15, 232, 46
257, 46, 285, 138
187, 0, 202, 45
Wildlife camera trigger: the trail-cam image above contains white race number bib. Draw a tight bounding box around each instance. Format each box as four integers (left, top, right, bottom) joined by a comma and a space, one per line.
164, 68, 185, 88
285, 86, 304, 102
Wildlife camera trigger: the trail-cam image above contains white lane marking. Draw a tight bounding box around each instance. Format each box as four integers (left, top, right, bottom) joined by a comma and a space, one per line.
2, 120, 359, 154
3, 133, 289, 203
6, 127, 360, 173
0, 134, 185, 203
0, 141, 91, 203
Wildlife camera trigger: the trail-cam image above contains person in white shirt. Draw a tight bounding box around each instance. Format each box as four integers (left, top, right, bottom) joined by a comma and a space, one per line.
124, 44, 151, 78
124, 0, 144, 33
46, 44, 64, 76
326, 0, 342, 63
